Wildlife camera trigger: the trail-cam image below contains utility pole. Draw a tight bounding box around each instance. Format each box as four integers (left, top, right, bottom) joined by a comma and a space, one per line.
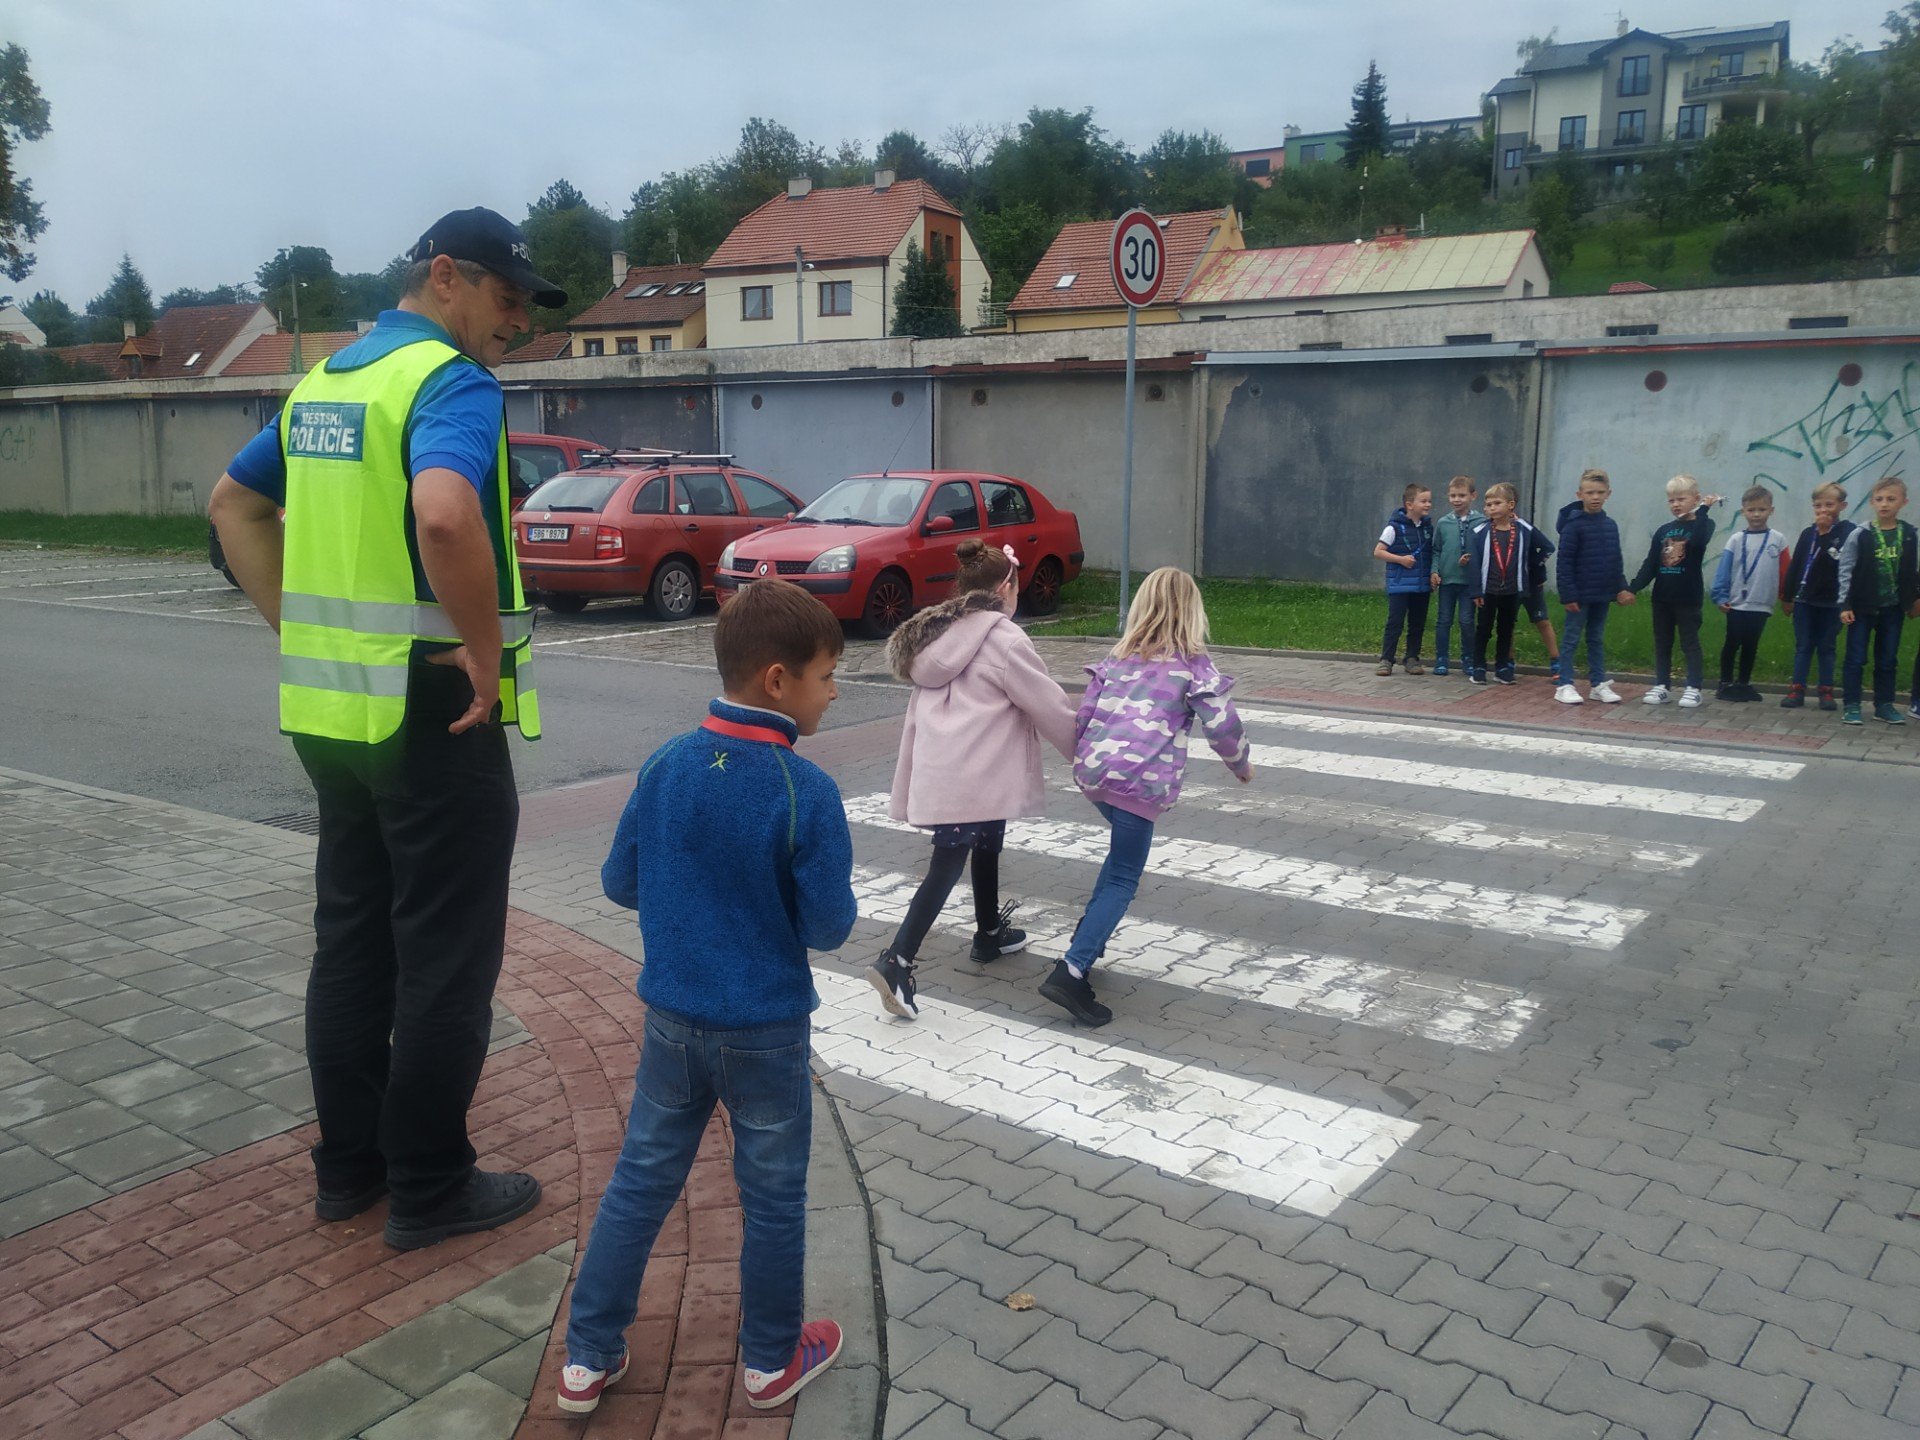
1887, 142, 1911, 257
289, 269, 302, 375
794, 246, 805, 344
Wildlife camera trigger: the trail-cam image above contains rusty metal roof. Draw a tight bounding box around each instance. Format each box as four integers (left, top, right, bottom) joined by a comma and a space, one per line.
1181, 230, 1538, 305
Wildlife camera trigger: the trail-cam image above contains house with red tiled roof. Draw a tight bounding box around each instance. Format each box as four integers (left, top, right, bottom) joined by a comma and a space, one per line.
1006, 207, 1242, 334
1177, 229, 1550, 319
51, 303, 277, 382
500, 331, 574, 366
223, 326, 362, 377
566, 255, 707, 355
703, 171, 989, 347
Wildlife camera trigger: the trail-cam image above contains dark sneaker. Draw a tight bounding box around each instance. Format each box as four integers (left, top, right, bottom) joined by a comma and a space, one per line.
866, 951, 918, 1019
1039, 961, 1113, 1027
558, 1350, 630, 1415
744, 1318, 843, 1409
1734, 684, 1763, 702
1403, 656, 1425, 675
1843, 703, 1864, 725
1432, 657, 1449, 676
1818, 686, 1838, 712
1374, 658, 1394, 676
1466, 668, 1487, 685
1493, 664, 1516, 685
383, 1170, 540, 1251
1715, 682, 1733, 700
1780, 684, 1805, 709
315, 1178, 388, 1223
970, 904, 1027, 963
1875, 703, 1906, 725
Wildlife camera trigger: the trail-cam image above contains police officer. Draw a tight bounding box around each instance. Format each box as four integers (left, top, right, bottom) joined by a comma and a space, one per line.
209, 208, 564, 1250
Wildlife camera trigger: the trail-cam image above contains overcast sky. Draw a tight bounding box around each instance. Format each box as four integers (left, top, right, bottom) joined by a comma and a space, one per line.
8, 0, 1893, 306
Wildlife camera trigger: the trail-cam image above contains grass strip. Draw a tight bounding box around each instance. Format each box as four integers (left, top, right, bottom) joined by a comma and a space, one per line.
0, 511, 209, 555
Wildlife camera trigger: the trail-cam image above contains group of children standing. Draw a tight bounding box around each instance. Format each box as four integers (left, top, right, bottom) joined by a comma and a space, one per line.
555, 546, 1252, 1417
1376, 471, 1920, 724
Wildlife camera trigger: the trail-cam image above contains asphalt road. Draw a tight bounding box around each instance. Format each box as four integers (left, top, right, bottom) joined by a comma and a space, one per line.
3, 552, 908, 819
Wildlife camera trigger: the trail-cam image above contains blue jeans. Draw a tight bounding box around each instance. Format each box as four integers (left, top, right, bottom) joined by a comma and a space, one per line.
1433, 583, 1472, 663
1560, 601, 1611, 685
1380, 590, 1430, 661
1065, 804, 1156, 970
1791, 604, 1844, 687
566, 1009, 810, 1373
1844, 606, 1905, 706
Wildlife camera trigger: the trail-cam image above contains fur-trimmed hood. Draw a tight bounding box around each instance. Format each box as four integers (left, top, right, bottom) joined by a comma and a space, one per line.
887, 591, 1009, 685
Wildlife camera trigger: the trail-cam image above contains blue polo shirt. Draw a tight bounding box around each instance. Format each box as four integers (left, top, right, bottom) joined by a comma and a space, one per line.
226, 310, 502, 503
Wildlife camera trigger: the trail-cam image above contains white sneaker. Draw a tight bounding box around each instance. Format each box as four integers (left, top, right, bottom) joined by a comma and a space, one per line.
1592, 682, 1622, 704
1643, 685, 1670, 705
1554, 684, 1584, 705
1677, 687, 1701, 708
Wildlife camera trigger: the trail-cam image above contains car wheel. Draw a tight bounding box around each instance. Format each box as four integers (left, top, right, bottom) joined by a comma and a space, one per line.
649, 558, 699, 621
1020, 558, 1064, 616
544, 593, 589, 614
859, 568, 913, 639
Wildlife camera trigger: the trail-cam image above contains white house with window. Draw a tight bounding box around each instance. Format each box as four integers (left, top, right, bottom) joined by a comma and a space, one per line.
702, 171, 990, 347
1487, 20, 1789, 196
566, 256, 707, 356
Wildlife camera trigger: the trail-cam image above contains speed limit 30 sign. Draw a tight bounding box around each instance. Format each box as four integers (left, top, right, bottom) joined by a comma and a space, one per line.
1109, 208, 1165, 308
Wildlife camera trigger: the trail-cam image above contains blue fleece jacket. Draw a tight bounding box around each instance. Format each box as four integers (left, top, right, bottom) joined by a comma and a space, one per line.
1554, 499, 1627, 603
601, 698, 857, 1027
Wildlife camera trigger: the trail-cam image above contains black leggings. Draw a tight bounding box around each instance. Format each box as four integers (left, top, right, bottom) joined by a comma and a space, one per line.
890, 836, 1002, 960
1720, 610, 1768, 685
1474, 593, 1521, 670
1652, 600, 1704, 688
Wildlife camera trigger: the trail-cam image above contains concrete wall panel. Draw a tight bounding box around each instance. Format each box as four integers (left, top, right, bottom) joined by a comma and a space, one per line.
535, 385, 716, 455
153, 396, 273, 515
1540, 346, 1920, 563
935, 372, 1196, 572
1202, 356, 1536, 583
0, 403, 66, 512
720, 377, 932, 503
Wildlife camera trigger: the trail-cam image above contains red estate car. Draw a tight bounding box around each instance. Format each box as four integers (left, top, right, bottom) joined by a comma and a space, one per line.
715, 470, 1084, 637
507, 432, 605, 510
514, 454, 803, 620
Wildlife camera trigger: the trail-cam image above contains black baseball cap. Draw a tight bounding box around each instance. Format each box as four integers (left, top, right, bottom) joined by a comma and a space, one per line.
408, 207, 568, 308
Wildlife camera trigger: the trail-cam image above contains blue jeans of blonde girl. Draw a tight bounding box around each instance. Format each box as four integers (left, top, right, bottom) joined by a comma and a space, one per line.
1843, 606, 1905, 707
1433, 584, 1472, 667
1560, 601, 1611, 685
1065, 805, 1156, 971
566, 1009, 809, 1374
1791, 604, 1844, 687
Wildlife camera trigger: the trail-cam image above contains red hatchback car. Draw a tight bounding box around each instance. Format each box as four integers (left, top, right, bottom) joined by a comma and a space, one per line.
715, 470, 1084, 637
514, 454, 803, 620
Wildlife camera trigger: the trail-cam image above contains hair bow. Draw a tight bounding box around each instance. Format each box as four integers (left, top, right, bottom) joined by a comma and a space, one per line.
1002, 544, 1020, 570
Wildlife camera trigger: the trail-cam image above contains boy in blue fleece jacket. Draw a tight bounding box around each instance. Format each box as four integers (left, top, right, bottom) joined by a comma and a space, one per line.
560, 580, 857, 1418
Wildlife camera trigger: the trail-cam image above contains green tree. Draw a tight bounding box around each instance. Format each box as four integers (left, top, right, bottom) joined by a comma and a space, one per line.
970, 200, 1059, 306
160, 283, 256, 310
335, 259, 407, 323
0, 345, 105, 386
1780, 45, 1873, 163
0, 44, 50, 284
1140, 129, 1247, 213
1637, 142, 1691, 230
257, 245, 345, 330
1515, 29, 1558, 70
1526, 173, 1579, 273
874, 129, 963, 198
982, 107, 1137, 224
1548, 148, 1593, 222
891, 237, 964, 337
22, 288, 78, 345
84, 254, 155, 341
521, 180, 617, 326
1881, 4, 1920, 155
1343, 61, 1391, 168
623, 170, 734, 266
1688, 120, 1811, 219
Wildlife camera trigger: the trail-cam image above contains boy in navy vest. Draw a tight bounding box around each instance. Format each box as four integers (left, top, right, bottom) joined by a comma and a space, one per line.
1373, 482, 1435, 676
559, 580, 857, 1417
1840, 475, 1919, 725
1780, 482, 1858, 710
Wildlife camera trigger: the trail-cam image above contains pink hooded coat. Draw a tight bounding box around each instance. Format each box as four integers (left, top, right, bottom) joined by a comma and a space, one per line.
887, 592, 1077, 826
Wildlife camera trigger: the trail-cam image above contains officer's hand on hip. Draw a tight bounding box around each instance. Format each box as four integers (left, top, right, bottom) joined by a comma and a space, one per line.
428, 646, 501, 733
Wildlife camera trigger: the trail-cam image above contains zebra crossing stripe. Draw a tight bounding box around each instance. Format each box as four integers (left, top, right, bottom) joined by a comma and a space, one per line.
810, 968, 1422, 1217
1244, 744, 1765, 822
849, 866, 1539, 1051
1240, 707, 1803, 782
841, 795, 1644, 951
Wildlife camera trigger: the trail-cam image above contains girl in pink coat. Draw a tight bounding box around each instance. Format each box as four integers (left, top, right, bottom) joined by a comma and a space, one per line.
868, 539, 1076, 1019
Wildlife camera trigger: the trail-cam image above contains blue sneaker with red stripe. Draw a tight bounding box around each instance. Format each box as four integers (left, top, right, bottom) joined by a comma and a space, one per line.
743, 1318, 843, 1409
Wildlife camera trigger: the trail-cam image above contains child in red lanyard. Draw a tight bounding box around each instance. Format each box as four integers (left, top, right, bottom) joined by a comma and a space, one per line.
1466, 482, 1554, 685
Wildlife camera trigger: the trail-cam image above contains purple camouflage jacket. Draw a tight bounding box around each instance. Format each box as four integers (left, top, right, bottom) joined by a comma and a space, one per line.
1073, 653, 1253, 819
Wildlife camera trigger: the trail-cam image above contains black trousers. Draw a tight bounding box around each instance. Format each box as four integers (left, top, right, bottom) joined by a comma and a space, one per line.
1720, 609, 1769, 685
889, 824, 1003, 960
1381, 591, 1431, 661
1473, 593, 1521, 670
1652, 600, 1704, 688
292, 659, 519, 1217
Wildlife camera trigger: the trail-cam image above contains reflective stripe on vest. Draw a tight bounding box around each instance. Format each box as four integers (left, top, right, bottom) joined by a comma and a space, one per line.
277, 334, 541, 744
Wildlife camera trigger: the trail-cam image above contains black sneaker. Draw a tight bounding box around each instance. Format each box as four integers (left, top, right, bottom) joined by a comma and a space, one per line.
316, 1178, 388, 1223
1736, 684, 1765, 702
969, 903, 1028, 963
1039, 961, 1112, 1027
384, 1170, 540, 1251
1715, 682, 1732, 700
866, 950, 919, 1019
1493, 664, 1517, 685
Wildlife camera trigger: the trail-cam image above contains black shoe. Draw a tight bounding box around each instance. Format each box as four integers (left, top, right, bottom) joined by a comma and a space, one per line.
316, 1178, 388, 1223
866, 950, 919, 1018
970, 903, 1027, 963
1737, 684, 1764, 702
1715, 682, 1732, 700
1039, 961, 1112, 1027
384, 1170, 541, 1251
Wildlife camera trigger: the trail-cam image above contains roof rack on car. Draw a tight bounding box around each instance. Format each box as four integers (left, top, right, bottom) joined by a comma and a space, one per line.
577, 448, 737, 468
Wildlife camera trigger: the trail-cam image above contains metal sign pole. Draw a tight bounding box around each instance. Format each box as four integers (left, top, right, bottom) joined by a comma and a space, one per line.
1118, 303, 1137, 631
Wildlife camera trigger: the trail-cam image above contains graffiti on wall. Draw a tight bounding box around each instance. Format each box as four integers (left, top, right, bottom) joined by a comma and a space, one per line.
0, 421, 35, 464
1747, 361, 1918, 514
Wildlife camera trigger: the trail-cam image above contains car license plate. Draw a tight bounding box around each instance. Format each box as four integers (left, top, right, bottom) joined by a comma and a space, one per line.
526, 525, 570, 542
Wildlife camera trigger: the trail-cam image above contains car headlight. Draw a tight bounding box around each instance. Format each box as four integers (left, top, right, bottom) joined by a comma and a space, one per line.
719, 541, 736, 571
808, 545, 856, 574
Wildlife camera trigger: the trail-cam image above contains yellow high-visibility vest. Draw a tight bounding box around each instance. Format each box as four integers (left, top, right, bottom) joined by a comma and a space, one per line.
277, 334, 540, 743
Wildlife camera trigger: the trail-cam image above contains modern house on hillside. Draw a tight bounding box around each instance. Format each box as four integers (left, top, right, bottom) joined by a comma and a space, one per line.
1488, 20, 1790, 195
702, 171, 990, 347
1005, 207, 1243, 333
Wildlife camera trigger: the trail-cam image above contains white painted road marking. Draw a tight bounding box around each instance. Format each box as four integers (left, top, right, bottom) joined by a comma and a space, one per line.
811, 968, 1423, 1216
1241, 706, 1804, 782
850, 865, 1540, 1051
842, 795, 1645, 950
